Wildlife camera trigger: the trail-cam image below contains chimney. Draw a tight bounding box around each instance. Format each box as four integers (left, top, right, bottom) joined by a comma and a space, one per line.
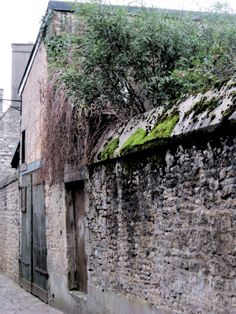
0, 88, 3, 114
11, 43, 33, 109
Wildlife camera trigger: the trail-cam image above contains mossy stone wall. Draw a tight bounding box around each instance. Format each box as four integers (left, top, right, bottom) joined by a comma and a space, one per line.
87, 129, 236, 313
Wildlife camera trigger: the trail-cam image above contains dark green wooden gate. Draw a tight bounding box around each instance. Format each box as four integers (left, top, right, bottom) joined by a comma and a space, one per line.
19, 173, 48, 303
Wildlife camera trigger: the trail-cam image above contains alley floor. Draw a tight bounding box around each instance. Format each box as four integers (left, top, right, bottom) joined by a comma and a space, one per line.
0, 273, 62, 313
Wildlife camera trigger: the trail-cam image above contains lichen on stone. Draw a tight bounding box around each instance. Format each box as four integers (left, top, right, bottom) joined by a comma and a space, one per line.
100, 138, 119, 160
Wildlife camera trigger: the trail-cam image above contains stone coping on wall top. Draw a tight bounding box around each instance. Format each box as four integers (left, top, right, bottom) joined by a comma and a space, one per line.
95, 78, 236, 164
0, 172, 18, 189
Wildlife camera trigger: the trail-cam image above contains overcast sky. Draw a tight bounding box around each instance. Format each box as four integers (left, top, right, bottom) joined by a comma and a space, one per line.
0, 0, 235, 109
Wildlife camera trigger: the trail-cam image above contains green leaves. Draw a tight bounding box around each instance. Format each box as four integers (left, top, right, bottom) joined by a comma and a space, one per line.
44, 4, 236, 117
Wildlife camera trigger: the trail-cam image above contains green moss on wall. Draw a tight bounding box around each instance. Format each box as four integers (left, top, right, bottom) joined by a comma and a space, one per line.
213, 77, 229, 90
184, 96, 220, 118
222, 104, 236, 121
100, 138, 119, 160
227, 81, 236, 90
145, 114, 179, 141
230, 90, 236, 103
120, 114, 179, 156
121, 128, 147, 152
100, 114, 180, 159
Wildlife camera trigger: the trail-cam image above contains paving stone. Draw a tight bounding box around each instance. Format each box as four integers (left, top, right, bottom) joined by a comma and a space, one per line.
0, 273, 63, 313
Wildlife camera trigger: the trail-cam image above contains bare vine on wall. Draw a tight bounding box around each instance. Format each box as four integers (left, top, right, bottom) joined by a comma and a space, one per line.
40, 79, 86, 184
40, 78, 123, 184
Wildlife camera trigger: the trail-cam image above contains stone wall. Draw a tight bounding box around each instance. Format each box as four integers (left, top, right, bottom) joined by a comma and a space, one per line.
0, 107, 19, 177
87, 128, 236, 314
44, 125, 236, 314
0, 172, 20, 282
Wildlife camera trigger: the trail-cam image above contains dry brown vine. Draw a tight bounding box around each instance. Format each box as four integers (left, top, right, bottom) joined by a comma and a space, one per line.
40, 76, 133, 184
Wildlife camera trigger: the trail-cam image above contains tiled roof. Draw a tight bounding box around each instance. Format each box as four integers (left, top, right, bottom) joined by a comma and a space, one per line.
48, 1, 74, 12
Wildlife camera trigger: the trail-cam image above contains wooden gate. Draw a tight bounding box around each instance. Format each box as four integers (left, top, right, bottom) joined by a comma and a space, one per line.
19, 173, 48, 303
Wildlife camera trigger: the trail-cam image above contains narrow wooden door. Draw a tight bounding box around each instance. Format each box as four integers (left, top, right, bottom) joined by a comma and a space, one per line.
32, 183, 48, 302
19, 173, 48, 303
19, 174, 32, 293
74, 183, 87, 293
66, 181, 87, 293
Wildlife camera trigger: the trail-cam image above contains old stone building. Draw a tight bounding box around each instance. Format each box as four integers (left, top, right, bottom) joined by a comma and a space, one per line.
1, 1, 235, 313
0, 43, 33, 281
0, 96, 20, 281
0, 104, 19, 177
0, 43, 33, 177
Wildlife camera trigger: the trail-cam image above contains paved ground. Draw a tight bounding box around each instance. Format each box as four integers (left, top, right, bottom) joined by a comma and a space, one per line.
0, 273, 63, 313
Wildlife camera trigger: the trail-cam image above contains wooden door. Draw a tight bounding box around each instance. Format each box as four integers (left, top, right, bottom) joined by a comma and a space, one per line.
19, 175, 32, 293
66, 181, 87, 294
19, 173, 48, 303
32, 183, 48, 302
74, 183, 87, 293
